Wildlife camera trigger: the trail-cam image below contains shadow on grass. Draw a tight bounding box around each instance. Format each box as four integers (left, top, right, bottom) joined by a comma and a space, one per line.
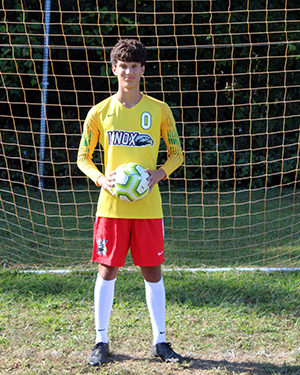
187, 357, 300, 375
105, 353, 300, 375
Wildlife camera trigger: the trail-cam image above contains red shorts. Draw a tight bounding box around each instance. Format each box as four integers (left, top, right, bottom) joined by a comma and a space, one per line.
92, 217, 165, 267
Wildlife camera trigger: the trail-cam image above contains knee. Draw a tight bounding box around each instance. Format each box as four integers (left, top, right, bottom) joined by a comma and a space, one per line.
141, 265, 162, 282
98, 264, 119, 280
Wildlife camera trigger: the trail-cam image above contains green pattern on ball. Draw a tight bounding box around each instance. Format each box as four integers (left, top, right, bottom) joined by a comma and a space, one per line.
115, 190, 135, 202
113, 162, 149, 203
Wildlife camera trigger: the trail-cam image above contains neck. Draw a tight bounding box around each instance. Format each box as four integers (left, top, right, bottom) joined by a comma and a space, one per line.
116, 88, 142, 109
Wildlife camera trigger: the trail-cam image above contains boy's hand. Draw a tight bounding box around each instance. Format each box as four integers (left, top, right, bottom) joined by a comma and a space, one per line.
97, 171, 116, 195
145, 168, 166, 192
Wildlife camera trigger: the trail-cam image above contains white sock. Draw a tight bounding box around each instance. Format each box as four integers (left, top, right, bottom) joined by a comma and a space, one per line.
144, 277, 166, 346
94, 274, 116, 344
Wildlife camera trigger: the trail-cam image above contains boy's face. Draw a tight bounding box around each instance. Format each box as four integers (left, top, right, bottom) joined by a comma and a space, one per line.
112, 60, 145, 90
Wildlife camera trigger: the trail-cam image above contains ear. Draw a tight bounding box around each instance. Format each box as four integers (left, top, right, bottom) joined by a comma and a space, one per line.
141, 65, 145, 75
112, 65, 117, 75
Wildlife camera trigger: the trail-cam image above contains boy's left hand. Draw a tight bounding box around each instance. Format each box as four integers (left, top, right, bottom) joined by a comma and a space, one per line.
145, 168, 166, 192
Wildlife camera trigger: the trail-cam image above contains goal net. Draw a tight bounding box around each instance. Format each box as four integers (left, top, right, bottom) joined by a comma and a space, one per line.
1, 0, 300, 269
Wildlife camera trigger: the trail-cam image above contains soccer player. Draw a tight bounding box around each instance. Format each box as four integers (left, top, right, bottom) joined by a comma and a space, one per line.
77, 38, 184, 366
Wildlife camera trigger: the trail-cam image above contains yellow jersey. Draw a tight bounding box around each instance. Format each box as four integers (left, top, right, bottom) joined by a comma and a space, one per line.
77, 93, 183, 219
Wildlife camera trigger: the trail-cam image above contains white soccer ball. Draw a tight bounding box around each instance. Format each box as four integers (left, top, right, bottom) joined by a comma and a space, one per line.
112, 162, 150, 202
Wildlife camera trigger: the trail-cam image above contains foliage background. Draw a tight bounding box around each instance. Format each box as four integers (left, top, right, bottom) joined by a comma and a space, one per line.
1, 1, 300, 269
1, 0, 300, 191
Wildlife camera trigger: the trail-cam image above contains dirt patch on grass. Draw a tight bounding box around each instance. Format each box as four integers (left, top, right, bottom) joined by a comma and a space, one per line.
105, 350, 300, 375
2, 348, 299, 375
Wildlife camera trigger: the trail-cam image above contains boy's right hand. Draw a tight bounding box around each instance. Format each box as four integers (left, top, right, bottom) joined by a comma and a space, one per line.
97, 171, 116, 195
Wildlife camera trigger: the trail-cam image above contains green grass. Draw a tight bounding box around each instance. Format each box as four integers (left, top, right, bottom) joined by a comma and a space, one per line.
1, 185, 300, 269
1, 184, 300, 373
0, 269, 300, 374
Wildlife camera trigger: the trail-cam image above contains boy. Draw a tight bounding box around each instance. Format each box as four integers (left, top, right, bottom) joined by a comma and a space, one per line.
77, 39, 183, 366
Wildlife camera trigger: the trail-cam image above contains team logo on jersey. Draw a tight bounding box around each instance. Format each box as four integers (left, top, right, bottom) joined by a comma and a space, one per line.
96, 238, 108, 257
107, 131, 154, 147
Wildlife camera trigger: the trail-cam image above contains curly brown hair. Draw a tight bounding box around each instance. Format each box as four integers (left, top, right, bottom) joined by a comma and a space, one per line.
110, 39, 147, 67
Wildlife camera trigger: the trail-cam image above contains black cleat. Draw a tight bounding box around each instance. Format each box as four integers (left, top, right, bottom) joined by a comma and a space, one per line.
152, 342, 183, 363
87, 342, 109, 366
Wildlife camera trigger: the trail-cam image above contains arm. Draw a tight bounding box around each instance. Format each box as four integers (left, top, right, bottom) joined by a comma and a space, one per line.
159, 104, 184, 178
77, 106, 104, 186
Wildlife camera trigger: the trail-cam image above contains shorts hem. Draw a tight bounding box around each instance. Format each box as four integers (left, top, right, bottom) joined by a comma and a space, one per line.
132, 256, 165, 267
91, 257, 165, 268
92, 257, 125, 268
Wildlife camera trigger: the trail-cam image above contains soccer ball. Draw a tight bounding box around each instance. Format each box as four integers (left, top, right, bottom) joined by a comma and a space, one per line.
112, 162, 149, 202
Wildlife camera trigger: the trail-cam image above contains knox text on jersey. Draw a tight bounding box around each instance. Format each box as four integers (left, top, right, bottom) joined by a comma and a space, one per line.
107, 130, 154, 147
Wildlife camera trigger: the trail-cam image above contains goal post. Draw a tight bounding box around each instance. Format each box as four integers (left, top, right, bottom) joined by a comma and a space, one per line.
1, 0, 300, 269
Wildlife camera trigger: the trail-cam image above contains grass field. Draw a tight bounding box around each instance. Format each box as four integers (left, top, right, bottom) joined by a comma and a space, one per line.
1, 185, 300, 269
1, 185, 300, 373
0, 269, 300, 374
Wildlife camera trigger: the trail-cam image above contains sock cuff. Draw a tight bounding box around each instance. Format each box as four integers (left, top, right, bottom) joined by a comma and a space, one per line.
144, 276, 164, 291
97, 274, 117, 285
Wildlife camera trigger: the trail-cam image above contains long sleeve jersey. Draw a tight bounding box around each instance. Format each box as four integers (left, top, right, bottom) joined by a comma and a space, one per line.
77, 93, 183, 219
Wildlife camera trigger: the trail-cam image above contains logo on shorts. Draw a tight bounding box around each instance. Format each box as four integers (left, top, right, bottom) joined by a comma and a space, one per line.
96, 238, 108, 257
